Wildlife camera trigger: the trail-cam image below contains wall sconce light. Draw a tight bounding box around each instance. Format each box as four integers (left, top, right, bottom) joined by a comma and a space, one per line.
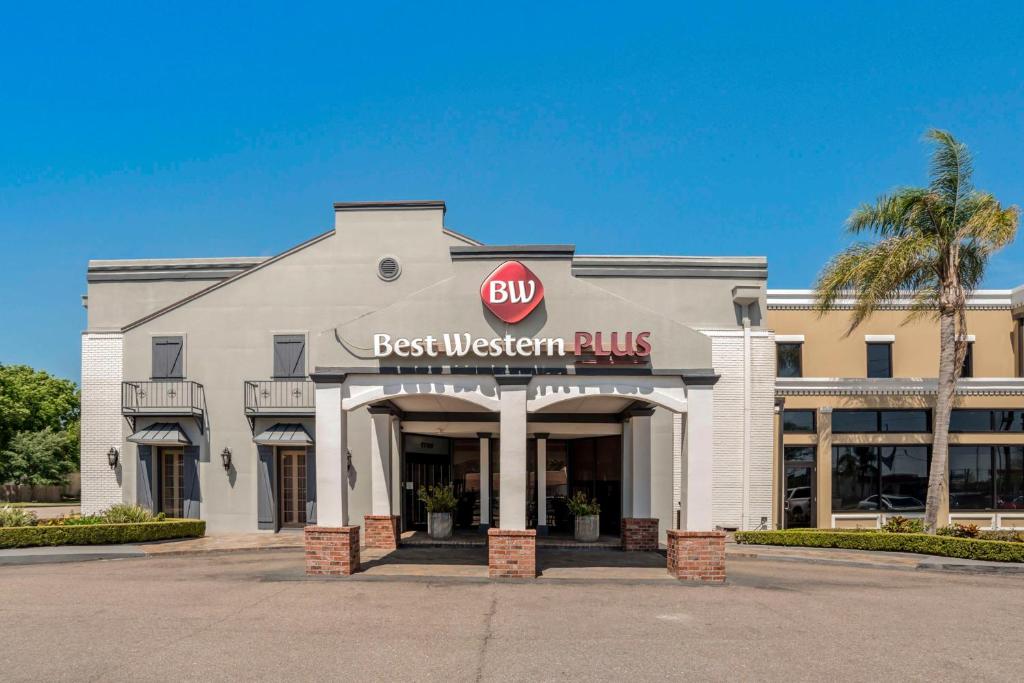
107, 447, 119, 469
221, 447, 232, 471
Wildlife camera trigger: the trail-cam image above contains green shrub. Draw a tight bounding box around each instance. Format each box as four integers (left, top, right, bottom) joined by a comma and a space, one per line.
734, 529, 1024, 563
979, 530, 1024, 544
0, 505, 37, 527
0, 520, 205, 549
417, 484, 458, 513
881, 516, 924, 534
566, 491, 601, 516
937, 523, 980, 538
101, 503, 153, 524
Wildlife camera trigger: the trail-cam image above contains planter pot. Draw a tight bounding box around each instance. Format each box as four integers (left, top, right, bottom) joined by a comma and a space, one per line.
429, 512, 453, 540
574, 514, 600, 542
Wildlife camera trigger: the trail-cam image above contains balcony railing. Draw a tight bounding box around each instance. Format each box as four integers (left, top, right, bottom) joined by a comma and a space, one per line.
244, 380, 315, 415
121, 380, 206, 432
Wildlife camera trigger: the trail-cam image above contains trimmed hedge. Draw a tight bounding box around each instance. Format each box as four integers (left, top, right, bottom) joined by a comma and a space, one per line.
0, 520, 205, 549
734, 529, 1024, 563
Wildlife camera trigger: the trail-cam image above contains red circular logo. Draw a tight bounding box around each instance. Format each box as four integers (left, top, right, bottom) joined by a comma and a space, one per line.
480, 260, 545, 324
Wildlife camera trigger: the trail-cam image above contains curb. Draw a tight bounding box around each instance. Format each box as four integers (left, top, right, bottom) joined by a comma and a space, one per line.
727, 548, 1024, 575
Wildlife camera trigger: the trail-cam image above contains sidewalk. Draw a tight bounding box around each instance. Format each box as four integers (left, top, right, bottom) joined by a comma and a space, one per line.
726, 542, 1024, 574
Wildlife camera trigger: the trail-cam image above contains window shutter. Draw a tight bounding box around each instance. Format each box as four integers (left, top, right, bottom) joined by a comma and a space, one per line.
305, 444, 317, 524
153, 337, 184, 379
183, 445, 200, 519
273, 335, 305, 378
257, 445, 276, 530
137, 445, 154, 512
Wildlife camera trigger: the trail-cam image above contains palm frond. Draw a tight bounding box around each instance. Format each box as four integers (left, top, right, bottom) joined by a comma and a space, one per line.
925, 129, 974, 218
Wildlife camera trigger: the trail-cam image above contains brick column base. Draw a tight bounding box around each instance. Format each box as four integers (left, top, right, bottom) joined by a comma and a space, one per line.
621, 517, 659, 551
364, 515, 400, 550
667, 530, 726, 583
305, 525, 360, 576
487, 528, 536, 579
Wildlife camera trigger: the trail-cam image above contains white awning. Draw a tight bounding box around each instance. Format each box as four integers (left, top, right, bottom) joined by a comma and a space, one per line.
128, 422, 192, 445
253, 423, 313, 446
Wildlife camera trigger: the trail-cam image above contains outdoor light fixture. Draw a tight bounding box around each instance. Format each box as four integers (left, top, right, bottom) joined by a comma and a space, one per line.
221, 447, 232, 471
107, 447, 119, 469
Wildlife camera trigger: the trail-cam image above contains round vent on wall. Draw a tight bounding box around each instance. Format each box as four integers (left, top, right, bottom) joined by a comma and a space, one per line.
377, 256, 401, 281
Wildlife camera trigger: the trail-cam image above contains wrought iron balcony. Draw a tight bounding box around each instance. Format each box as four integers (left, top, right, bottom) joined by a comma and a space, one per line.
244, 380, 315, 417
121, 380, 206, 432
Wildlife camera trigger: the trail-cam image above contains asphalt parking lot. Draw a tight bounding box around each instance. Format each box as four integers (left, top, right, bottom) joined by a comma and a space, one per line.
1, 549, 1021, 682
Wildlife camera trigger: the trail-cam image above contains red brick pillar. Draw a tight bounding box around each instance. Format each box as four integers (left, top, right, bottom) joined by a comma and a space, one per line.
364, 515, 400, 550
305, 526, 360, 576
666, 530, 726, 583
487, 528, 536, 579
621, 517, 659, 551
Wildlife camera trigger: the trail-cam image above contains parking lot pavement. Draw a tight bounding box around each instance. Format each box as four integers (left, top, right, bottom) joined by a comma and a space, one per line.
1, 549, 1022, 681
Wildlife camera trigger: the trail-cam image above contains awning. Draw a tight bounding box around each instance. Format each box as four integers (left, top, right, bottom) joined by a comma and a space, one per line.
253, 423, 314, 446
127, 422, 192, 445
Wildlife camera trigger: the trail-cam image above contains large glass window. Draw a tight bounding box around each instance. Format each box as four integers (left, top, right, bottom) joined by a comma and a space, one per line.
950, 409, 1024, 433
950, 445, 1024, 510
832, 410, 930, 433
777, 343, 803, 378
782, 410, 815, 433
866, 342, 893, 378
995, 446, 1024, 510
832, 445, 929, 512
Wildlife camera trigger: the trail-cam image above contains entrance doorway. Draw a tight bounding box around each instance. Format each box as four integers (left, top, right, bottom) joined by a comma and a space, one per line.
783, 446, 816, 528
278, 449, 308, 528
158, 447, 184, 518
402, 435, 451, 530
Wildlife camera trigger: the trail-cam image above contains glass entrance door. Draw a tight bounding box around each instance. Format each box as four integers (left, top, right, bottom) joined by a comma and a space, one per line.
158, 448, 184, 518
783, 446, 816, 528
279, 449, 307, 528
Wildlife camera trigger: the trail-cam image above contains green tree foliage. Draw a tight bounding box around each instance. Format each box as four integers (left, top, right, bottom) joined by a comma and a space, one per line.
815, 130, 1019, 533
0, 365, 81, 486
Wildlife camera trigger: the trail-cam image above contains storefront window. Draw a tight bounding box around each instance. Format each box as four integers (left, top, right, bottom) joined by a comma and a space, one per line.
950, 410, 1024, 432
949, 446, 994, 510
995, 446, 1024, 510
782, 410, 815, 433
832, 410, 930, 433
832, 445, 928, 512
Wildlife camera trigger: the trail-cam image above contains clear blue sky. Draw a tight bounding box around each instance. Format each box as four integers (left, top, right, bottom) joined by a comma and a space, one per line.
2, 2, 1023, 381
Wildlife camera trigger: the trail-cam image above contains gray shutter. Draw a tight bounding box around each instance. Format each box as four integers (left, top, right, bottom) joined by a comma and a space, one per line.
273, 335, 305, 378
183, 445, 200, 519
257, 445, 277, 530
305, 444, 317, 525
137, 445, 154, 512
153, 336, 184, 379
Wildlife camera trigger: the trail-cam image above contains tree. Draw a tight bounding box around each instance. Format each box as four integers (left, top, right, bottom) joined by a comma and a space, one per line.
0, 365, 80, 487
815, 130, 1019, 533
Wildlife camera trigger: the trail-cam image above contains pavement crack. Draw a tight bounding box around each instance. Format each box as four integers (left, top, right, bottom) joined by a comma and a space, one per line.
474, 591, 498, 682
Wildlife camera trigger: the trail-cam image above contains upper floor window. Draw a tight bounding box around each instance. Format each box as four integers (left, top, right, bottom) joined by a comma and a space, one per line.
961, 341, 974, 378
782, 409, 816, 433
152, 336, 184, 379
832, 409, 931, 433
949, 409, 1024, 433
776, 342, 803, 378
866, 342, 893, 378
273, 335, 306, 379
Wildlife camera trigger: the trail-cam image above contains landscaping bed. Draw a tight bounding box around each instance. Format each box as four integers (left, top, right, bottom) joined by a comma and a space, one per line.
0, 503, 205, 549
735, 529, 1024, 563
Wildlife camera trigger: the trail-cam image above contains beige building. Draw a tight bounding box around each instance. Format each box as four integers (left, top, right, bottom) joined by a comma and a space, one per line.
769, 288, 1024, 530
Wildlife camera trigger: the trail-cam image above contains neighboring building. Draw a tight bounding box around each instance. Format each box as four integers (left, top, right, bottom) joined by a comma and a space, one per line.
769, 288, 1024, 530
80, 201, 774, 559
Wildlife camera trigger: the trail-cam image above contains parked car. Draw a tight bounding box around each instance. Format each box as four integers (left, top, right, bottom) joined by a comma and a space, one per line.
857, 494, 925, 511
785, 486, 812, 526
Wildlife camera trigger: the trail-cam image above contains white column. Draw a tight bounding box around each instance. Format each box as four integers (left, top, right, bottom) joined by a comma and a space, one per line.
314, 383, 349, 527
498, 377, 529, 530
478, 433, 491, 529
535, 434, 548, 534
685, 384, 715, 530
621, 420, 633, 518
390, 416, 402, 517
631, 413, 652, 518
369, 409, 392, 516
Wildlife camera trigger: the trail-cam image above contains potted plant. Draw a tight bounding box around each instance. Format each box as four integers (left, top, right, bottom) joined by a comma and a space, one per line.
567, 491, 601, 542
418, 484, 458, 540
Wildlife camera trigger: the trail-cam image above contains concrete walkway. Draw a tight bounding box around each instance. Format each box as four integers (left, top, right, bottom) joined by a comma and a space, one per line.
727, 542, 1024, 573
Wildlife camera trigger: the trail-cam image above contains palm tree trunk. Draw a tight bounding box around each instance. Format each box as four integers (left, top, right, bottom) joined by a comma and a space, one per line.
925, 309, 957, 533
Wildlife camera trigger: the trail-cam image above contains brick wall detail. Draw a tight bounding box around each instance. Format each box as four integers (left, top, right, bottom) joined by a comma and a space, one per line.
621, 517, 659, 551
487, 528, 536, 579
80, 332, 125, 515
364, 515, 400, 550
666, 530, 726, 583
305, 525, 360, 576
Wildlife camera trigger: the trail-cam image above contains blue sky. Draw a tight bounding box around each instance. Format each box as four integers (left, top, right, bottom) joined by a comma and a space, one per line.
2, 2, 1023, 380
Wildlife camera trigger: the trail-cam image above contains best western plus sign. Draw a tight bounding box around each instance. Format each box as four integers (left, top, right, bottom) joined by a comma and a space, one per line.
481, 260, 545, 323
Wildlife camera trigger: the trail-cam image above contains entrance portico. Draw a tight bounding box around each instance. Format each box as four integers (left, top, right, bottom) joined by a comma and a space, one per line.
304, 368, 716, 578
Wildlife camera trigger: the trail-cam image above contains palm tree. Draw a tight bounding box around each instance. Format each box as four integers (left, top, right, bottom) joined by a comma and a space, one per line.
815, 130, 1019, 533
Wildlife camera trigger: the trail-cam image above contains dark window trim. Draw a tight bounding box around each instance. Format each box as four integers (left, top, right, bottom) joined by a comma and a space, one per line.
782, 409, 816, 434
776, 342, 803, 378
866, 341, 893, 379
831, 444, 931, 513
831, 409, 932, 434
